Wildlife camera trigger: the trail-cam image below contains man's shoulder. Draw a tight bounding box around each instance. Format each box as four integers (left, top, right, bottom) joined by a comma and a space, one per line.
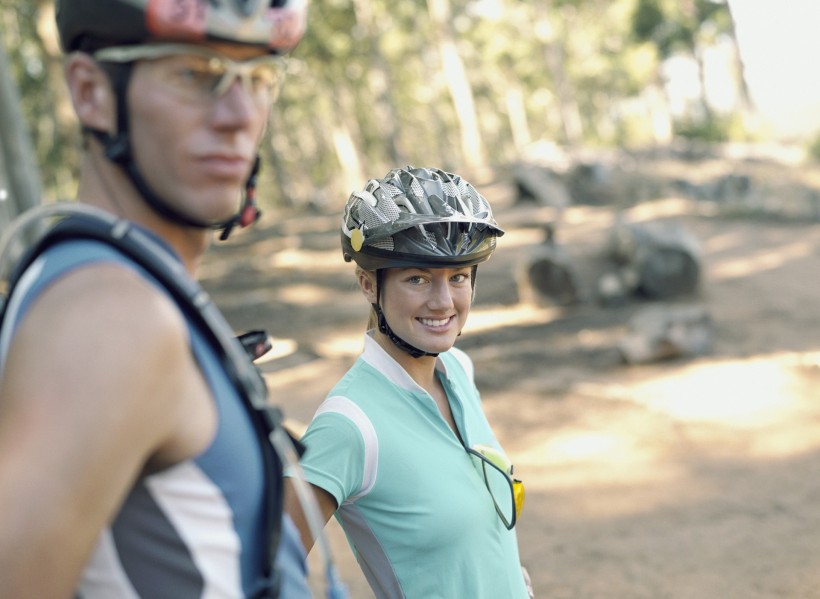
54, 260, 184, 328
12, 232, 189, 339
5, 253, 190, 404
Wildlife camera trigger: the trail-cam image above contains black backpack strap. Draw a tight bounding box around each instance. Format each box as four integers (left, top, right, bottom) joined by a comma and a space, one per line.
2, 213, 285, 593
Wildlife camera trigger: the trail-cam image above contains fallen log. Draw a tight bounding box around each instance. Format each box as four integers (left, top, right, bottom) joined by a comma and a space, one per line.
518, 224, 581, 306
607, 220, 702, 299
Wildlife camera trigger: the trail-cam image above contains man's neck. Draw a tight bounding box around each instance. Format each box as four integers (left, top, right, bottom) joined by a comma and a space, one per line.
77, 155, 211, 276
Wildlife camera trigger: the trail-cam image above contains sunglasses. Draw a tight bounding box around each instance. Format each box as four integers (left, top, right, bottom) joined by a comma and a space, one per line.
93, 43, 288, 105
466, 444, 525, 530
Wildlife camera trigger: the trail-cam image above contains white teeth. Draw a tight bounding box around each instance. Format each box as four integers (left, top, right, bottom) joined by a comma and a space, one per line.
420, 317, 449, 327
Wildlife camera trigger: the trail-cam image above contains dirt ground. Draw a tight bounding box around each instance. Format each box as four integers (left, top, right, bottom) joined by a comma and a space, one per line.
201, 156, 820, 599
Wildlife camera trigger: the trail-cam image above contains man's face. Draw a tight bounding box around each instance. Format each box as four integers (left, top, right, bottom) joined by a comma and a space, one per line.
125, 42, 276, 225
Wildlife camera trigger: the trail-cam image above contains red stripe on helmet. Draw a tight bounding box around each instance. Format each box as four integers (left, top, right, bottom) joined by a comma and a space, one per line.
145, 0, 208, 41
266, 6, 306, 51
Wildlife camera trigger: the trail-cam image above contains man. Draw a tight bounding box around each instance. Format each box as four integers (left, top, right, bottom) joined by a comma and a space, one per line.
0, 1, 312, 597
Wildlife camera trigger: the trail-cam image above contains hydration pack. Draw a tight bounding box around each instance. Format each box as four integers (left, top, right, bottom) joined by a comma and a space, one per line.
0, 205, 289, 597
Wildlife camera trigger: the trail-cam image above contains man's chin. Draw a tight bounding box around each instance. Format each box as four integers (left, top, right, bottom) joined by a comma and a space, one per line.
193, 193, 244, 225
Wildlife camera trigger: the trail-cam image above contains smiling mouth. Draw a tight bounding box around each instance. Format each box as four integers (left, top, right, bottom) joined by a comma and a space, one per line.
418, 316, 453, 327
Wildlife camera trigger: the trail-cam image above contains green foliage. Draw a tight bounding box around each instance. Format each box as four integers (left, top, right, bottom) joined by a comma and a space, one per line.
807, 131, 820, 163
630, 0, 731, 58
1, 0, 758, 209
631, 0, 665, 43
1, 1, 79, 201
673, 114, 733, 143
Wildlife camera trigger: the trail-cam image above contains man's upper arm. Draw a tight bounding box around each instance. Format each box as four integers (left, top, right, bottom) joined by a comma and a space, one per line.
0, 263, 201, 596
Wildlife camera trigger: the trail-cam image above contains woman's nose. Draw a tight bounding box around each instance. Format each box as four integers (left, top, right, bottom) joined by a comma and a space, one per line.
428, 278, 455, 308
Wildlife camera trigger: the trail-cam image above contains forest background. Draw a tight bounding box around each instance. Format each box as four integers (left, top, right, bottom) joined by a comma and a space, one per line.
3, 0, 819, 215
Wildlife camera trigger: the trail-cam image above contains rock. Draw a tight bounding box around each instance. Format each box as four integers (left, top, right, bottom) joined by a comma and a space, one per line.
519, 224, 581, 306
512, 163, 572, 209
617, 304, 714, 364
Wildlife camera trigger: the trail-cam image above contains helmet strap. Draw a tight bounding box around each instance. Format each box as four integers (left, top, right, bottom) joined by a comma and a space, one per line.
219, 156, 262, 240
373, 269, 439, 359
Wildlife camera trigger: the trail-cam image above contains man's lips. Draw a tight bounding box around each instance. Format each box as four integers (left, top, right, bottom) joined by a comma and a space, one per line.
197, 155, 252, 179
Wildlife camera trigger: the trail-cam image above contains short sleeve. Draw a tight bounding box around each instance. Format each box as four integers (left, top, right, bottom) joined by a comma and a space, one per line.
295, 401, 367, 507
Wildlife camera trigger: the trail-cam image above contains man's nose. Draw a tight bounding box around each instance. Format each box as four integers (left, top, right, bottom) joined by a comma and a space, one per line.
211, 78, 256, 125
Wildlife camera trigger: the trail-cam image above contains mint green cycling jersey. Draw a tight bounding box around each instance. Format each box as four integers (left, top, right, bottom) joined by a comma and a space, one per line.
298, 332, 529, 599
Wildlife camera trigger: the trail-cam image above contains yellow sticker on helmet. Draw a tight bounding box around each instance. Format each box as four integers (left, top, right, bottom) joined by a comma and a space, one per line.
351, 228, 364, 251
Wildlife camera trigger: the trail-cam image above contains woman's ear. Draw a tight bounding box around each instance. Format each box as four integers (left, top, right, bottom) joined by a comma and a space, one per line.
64, 52, 116, 133
357, 269, 378, 304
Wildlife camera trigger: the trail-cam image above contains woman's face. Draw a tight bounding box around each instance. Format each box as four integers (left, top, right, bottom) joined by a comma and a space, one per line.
372, 266, 474, 356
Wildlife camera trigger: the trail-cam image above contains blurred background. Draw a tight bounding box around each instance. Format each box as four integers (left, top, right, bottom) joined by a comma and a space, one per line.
3, 0, 820, 212
3, 2, 820, 598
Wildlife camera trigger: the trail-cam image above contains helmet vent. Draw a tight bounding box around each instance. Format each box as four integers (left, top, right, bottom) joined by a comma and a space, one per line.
442, 180, 459, 200
379, 196, 401, 221
372, 238, 395, 251
361, 208, 383, 231
381, 183, 403, 198
409, 179, 425, 200
467, 187, 483, 215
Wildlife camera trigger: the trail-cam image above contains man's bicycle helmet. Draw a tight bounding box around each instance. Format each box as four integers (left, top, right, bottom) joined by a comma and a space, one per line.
342, 166, 504, 358
341, 166, 504, 271
56, 0, 307, 238
57, 0, 307, 55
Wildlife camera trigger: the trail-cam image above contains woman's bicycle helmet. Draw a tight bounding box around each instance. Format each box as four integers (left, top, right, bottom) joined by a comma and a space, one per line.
55, 0, 307, 238
341, 166, 504, 271
341, 166, 504, 358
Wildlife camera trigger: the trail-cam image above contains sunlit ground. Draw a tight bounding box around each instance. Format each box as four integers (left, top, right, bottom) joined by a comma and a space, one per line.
488, 350, 820, 520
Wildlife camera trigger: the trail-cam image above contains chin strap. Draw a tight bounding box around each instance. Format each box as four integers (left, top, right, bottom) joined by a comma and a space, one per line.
372, 302, 438, 359
220, 156, 262, 240
86, 125, 261, 241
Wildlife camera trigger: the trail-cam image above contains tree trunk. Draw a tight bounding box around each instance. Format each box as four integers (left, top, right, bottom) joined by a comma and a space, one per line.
534, 3, 583, 147
723, 0, 758, 136
427, 0, 487, 173
0, 26, 43, 228
693, 43, 713, 121
331, 84, 366, 196
505, 82, 532, 154
353, 0, 403, 165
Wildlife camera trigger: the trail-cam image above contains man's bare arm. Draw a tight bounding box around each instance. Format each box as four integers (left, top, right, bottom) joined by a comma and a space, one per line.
0, 263, 213, 597
284, 477, 338, 556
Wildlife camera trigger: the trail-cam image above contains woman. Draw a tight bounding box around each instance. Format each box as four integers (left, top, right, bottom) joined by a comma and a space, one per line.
286, 166, 532, 598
